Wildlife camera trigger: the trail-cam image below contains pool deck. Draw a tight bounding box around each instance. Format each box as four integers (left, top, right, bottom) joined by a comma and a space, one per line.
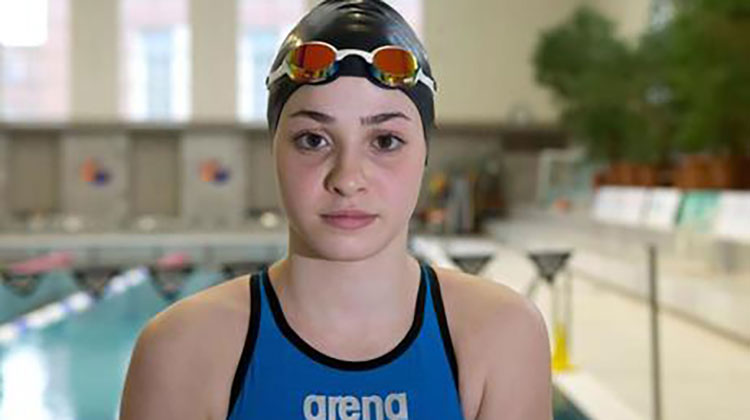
472, 230, 750, 420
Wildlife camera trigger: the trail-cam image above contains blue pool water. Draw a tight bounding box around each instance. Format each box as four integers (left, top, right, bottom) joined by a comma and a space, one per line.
553, 388, 590, 420
0, 270, 589, 420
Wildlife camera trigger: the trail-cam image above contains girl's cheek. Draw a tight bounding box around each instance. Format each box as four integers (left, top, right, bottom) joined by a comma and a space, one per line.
280, 158, 321, 198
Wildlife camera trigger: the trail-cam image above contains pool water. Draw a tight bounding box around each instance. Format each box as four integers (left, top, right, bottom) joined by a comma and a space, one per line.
0, 270, 589, 420
553, 388, 590, 420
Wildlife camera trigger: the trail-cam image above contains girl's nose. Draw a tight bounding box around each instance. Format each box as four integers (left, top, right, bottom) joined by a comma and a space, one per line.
325, 152, 368, 197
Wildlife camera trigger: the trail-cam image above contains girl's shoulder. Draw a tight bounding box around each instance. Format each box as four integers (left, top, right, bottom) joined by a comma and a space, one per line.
145, 274, 252, 342
430, 265, 546, 339
430, 266, 551, 419
121, 275, 253, 419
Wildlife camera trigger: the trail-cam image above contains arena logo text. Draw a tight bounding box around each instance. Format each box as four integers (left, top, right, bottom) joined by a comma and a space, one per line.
303, 392, 409, 420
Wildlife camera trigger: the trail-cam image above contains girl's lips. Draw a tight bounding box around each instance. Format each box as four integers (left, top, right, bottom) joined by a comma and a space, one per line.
320, 214, 377, 230
321, 209, 376, 217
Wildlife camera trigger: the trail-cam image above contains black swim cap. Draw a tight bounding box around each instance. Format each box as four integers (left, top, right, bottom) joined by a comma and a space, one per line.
266, 0, 435, 165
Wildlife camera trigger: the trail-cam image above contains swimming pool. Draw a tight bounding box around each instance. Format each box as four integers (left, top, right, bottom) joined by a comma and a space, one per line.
553, 388, 590, 420
0, 269, 589, 419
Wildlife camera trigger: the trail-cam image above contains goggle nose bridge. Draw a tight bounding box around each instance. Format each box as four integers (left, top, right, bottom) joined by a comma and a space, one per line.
335, 48, 376, 63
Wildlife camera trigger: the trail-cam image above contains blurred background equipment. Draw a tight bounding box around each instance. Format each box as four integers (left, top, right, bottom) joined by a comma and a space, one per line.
72, 266, 120, 299
147, 252, 195, 301
526, 249, 574, 372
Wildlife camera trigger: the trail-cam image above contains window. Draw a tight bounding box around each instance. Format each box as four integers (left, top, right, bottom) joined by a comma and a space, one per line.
121, 0, 189, 121
238, 28, 280, 121
237, 0, 305, 122
0, 0, 69, 121
384, 0, 423, 37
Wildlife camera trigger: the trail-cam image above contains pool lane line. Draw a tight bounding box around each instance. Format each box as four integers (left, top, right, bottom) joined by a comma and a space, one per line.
0, 267, 149, 346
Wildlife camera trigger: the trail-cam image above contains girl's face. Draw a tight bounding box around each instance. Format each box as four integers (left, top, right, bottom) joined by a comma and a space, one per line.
273, 76, 426, 261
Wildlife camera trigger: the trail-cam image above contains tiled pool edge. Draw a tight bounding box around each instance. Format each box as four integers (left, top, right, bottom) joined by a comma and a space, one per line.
554, 371, 644, 420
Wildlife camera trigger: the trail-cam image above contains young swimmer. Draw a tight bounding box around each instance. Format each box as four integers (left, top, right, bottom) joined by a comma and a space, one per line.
119, 1, 552, 419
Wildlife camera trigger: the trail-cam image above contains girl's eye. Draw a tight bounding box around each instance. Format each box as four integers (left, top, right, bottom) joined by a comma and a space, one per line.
294, 132, 329, 150
373, 134, 405, 152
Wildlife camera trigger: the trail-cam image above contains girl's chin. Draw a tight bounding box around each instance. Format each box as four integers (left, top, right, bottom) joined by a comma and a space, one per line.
303, 232, 388, 260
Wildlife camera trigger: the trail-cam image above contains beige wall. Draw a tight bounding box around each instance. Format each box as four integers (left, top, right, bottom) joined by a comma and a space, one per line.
191, 0, 237, 121
424, 0, 652, 124
7, 134, 60, 215
71, 0, 119, 121
65, 0, 652, 124
591, 0, 652, 41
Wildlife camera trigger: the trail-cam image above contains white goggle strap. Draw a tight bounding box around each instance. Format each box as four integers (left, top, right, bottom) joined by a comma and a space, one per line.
415, 69, 437, 95
265, 61, 289, 88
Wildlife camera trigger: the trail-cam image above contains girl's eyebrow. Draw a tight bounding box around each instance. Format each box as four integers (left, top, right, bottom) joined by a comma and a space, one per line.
360, 112, 411, 126
290, 109, 335, 124
289, 110, 411, 126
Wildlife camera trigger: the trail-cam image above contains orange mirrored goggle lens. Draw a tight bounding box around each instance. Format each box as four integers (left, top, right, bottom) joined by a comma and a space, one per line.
372, 47, 419, 86
287, 43, 338, 82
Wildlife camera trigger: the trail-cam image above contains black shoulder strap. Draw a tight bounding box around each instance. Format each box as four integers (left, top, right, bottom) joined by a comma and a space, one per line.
426, 263, 460, 392
227, 273, 262, 417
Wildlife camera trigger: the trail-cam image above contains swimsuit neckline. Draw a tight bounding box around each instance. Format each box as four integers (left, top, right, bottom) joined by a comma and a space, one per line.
261, 262, 427, 371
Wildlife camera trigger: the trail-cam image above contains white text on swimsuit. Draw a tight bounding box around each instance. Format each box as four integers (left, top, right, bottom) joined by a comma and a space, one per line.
303, 392, 409, 420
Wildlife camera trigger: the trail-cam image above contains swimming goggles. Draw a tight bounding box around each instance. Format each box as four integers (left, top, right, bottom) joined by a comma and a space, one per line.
265, 41, 437, 95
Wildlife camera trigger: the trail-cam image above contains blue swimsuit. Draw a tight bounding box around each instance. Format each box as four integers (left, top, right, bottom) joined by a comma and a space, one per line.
227, 260, 465, 420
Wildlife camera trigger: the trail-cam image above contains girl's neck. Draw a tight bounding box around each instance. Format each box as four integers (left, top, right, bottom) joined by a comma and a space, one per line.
267, 240, 421, 328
